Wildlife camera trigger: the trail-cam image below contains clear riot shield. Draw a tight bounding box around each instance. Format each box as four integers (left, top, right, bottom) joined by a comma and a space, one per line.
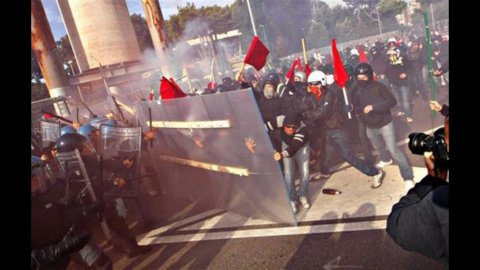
40, 120, 61, 149
55, 149, 112, 240
98, 125, 142, 198
135, 89, 297, 225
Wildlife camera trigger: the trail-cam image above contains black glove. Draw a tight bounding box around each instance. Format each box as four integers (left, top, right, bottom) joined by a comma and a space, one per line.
343, 104, 353, 113
31, 233, 91, 266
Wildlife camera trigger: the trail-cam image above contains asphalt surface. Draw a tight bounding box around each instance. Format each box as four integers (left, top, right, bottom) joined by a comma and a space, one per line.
67, 86, 448, 269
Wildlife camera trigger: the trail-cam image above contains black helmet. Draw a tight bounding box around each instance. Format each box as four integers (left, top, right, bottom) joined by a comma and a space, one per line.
284, 112, 302, 127
265, 72, 280, 85
354, 63, 374, 81
216, 84, 230, 93
55, 133, 96, 155
222, 77, 233, 85
370, 46, 378, 56
264, 72, 280, 90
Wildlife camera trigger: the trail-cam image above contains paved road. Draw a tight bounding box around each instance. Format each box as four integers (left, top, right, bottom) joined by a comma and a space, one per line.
68, 87, 448, 269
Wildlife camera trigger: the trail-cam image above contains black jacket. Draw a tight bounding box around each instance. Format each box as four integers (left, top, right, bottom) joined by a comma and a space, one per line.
385, 57, 411, 86
302, 85, 346, 130
387, 175, 449, 264
351, 80, 396, 129
280, 124, 310, 157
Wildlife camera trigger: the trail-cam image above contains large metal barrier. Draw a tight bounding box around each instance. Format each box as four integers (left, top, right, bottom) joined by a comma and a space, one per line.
135, 89, 297, 225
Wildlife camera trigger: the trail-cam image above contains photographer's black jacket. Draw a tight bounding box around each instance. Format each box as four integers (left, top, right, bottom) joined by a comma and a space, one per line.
387, 175, 449, 264
351, 80, 397, 129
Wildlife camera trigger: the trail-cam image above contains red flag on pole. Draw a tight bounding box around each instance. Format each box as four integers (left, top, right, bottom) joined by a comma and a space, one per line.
305, 64, 312, 78
243, 36, 270, 71
285, 58, 302, 81
331, 39, 349, 88
159, 76, 187, 100
357, 45, 369, 63
296, 58, 303, 71
331, 38, 352, 119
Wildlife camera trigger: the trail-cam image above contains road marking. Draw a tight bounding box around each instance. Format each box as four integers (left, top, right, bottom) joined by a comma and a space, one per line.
138, 220, 386, 245
324, 256, 363, 269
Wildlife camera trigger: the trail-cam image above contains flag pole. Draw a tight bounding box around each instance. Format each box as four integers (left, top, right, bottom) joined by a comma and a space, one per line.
236, 62, 246, 82
342, 87, 352, 119
301, 38, 308, 66
423, 11, 437, 118
246, 0, 257, 36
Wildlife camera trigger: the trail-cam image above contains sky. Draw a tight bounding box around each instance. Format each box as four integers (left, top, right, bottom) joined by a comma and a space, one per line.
41, 0, 346, 41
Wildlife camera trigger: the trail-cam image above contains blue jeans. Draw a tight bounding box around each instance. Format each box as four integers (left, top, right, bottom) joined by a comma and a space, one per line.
390, 84, 412, 117
409, 70, 428, 100
366, 121, 414, 180
320, 129, 379, 176
283, 142, 310, 201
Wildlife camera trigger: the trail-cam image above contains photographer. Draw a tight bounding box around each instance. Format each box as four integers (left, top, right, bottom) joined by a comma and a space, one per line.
386, 114, 449, 265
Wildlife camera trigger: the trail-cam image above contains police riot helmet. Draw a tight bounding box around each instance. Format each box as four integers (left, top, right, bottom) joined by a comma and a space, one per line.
354, 63, 374, 81
60, 125, 77, 136
78, 123, 98, 142
55, 133, 96, 155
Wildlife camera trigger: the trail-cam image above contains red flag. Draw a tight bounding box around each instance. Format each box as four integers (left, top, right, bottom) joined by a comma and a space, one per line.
296, 58, 303, 72
243, 36, 270, 71
357, 46, 369, 63
331, 39, 349, 88
285, 58, 301, 81
305, 64, 312, 78
159, 76, 186, 100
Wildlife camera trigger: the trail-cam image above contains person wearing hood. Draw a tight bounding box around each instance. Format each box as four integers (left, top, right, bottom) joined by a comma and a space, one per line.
352, 63, 415, 192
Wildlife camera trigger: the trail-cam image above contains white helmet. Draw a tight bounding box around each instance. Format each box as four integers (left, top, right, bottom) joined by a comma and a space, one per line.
294, 71, 307, 83
307, 70, 327, 86
387, 37, 396, 44
349, 48, 359, 56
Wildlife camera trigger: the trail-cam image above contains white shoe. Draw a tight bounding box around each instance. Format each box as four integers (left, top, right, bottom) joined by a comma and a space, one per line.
299, 196, 310, 209
371, 169, 385, 189
312, 173, 331, 181
404, 180, 415, 193
396, 111, 405, 116
406, 117, 414, 123
290, 201, 298, 214
376, 159, 393, 168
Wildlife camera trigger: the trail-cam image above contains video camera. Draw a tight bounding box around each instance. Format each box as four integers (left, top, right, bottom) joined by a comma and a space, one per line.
408, 127, 448, 170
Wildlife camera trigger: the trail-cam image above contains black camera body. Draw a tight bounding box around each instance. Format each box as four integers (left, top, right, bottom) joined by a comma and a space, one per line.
408, 127, 448, 169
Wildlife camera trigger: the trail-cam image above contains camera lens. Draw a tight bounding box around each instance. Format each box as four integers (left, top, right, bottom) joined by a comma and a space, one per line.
408, 132, 433, 155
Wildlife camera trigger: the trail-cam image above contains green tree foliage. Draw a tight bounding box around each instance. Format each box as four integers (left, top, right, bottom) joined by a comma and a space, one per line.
378, 0, 407, 17
131, 13, 154, 52
165, 2, 233, 43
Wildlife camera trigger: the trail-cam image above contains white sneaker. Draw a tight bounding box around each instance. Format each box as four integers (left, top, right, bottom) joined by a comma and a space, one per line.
290, 201, 298, 214
376, 159, 393, 168
299, 196, 310, 209
404, 179, 415, 193
312, 173, 331, 181
396, 111, 405, 116
371, 169, 385, 189
406, 117, 414, 123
